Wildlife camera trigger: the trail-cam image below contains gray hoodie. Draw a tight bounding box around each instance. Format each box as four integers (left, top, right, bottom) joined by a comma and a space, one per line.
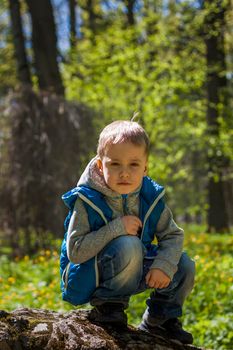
67, 157, 184, 280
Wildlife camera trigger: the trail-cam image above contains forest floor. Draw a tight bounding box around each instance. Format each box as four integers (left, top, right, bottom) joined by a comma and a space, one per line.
0, 225, 232, 350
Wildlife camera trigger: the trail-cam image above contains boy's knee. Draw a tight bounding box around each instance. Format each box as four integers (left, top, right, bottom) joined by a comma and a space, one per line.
124, 235, 144, 256
179, 252, 195, 283
112, 235, 144, 263
118, 236, 144, 280
99, 235, 144, 271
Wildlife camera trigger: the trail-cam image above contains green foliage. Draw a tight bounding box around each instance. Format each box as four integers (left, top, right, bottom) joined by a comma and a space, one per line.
1, 0, 232, 227
0, 0, 232, 222
0, 0, 17, 95
0, 243, 73, 312
182, 228, 233, 350
0, 228, 232, 349
63, 3, 232, 220
127, 227, 233, 350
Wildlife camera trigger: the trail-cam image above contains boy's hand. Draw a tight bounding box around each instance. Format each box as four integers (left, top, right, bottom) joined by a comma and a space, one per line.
122, 215, 142, 235
146, 268, 171, 289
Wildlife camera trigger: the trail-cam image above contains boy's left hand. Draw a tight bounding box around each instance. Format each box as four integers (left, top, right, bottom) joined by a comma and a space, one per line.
145, 268, 171, 289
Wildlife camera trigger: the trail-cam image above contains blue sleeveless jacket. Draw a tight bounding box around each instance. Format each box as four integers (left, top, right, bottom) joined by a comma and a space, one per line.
60, 176, 165, 306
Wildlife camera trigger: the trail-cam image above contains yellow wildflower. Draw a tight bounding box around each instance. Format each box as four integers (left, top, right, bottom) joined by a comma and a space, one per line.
7, 277, 16, 284
39, 256, 45, 263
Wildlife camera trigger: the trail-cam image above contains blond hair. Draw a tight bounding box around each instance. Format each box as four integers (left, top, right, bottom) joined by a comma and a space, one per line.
97, 120, 150, 157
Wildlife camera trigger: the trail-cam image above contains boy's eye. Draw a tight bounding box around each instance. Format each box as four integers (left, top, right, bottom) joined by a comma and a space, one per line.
131, 163, 139, 167
110, 162, 119, 166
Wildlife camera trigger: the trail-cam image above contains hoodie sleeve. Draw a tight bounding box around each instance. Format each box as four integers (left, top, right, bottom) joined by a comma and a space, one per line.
150, 205, 184, 280
66, 197, 126, 264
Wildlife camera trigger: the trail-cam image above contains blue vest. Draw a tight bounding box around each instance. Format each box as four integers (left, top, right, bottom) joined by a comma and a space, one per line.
60, 176, 165, 305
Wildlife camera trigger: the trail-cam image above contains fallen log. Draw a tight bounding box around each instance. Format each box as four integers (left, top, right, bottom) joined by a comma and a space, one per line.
0, 308, 208, 350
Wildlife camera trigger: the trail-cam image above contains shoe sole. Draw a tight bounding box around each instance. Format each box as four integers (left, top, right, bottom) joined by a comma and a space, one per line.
138, 324, 167, 339
138, 324, 192, 345
88, 313, 127, 328
90, 319, 128, 329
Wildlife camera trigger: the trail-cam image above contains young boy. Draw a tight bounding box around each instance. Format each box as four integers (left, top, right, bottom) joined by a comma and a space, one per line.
60, 120, 195, 344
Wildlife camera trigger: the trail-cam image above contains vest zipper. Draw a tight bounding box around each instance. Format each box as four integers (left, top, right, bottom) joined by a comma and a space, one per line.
122, 194, 128, 215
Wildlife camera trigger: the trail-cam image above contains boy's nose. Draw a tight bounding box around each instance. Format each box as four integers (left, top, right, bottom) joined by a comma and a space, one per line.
120, 169, 129, 178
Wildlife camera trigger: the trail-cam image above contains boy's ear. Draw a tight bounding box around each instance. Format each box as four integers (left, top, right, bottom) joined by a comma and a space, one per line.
144, 162, 148, 176
96, 158, 103, 173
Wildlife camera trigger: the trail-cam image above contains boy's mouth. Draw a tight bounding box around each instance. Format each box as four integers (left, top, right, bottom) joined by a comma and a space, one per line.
118, 182, 131, 185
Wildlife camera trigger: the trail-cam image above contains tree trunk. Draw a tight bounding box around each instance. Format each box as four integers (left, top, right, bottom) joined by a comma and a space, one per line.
8, 0, 32, 85
0, 308, 205, 350
69, 0, 77, 48
25, 0, 64, 95
1, 87, 95, 254
86, 0, 97, 36
204, 0, 231, 232
125, 0, 136, 26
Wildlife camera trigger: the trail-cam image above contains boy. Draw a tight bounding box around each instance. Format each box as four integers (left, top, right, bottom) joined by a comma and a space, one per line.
60, 120, 195, 344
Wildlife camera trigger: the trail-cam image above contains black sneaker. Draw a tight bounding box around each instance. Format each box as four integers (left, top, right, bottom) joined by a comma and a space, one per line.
88, 303, 127, 327
138, 318, 193, 344
138, 321, 168, 339
162, 318, 193, 344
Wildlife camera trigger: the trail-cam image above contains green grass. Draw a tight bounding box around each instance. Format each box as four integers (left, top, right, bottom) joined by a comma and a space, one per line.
0, 226, 232, 349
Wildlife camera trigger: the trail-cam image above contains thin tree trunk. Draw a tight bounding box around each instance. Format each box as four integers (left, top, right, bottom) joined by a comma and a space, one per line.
204, 0, 230, 232
8, 0, 32, 85
25, 0, 64, 95
86, 0, 97, 36
69, 0, 77, 48
125, 0, 136, 26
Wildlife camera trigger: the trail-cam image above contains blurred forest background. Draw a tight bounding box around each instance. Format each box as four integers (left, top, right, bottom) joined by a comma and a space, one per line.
0, 0, 232, 349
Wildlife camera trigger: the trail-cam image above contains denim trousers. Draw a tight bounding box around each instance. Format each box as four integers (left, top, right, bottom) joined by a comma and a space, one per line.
91, 235, 195, 321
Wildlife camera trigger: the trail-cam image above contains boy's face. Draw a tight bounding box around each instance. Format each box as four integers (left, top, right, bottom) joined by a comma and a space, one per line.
97, 142, 148, 195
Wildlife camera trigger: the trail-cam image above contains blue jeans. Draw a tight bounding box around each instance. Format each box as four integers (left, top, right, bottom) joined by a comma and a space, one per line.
91, 236, 195, 321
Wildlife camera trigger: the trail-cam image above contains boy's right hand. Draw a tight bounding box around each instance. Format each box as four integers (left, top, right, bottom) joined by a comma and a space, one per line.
122, 215, 142, 235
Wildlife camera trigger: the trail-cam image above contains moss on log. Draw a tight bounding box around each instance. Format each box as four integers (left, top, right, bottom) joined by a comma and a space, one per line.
0, 308, 208, 350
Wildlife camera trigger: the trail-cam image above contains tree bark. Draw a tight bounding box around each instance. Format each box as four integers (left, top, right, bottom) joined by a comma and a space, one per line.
8, 0, 32, 85
69, 0, 77, 48
1, 87, 95, 253
204, 0, 231, 232
0, 308, 206, 350
87, 0, 97, 36
25, 0, 64, 95
125, 0, 136, 26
